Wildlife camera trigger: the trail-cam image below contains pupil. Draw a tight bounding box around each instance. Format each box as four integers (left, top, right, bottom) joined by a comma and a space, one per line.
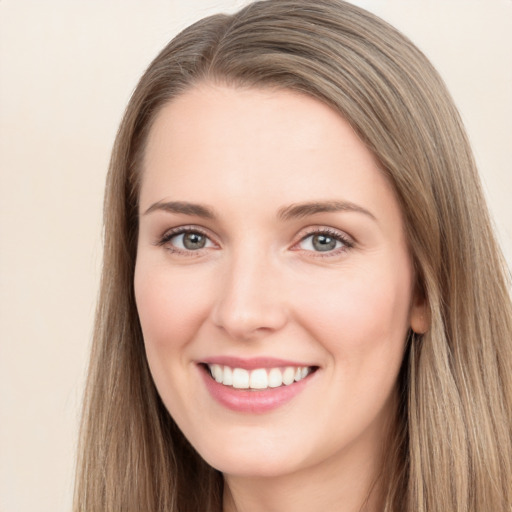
312, 234, 337, 252
183, 232, 206, 250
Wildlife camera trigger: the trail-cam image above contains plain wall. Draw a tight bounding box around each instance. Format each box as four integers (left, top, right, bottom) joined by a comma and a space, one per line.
0, 1, 510, 511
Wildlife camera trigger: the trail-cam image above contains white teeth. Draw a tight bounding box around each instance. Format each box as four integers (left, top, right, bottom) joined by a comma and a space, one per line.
268, 368, 283, 388
232, 368, 250, 389
207, 364, 313, 390
223, 366, 233, 386
249, 368, 268, 389
282, 367, 295, 385
211, 364, 223, 383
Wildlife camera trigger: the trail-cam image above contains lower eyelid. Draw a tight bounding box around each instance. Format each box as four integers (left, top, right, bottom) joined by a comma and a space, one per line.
157, 228, 222, 258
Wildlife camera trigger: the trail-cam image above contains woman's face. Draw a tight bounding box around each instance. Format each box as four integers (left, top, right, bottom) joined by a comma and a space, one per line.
134, 84, 426, 479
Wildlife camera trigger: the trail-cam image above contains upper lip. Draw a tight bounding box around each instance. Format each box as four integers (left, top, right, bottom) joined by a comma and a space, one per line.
200, 356, 317, 370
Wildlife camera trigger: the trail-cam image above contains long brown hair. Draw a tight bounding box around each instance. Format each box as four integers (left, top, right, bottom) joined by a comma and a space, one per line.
74, 1, 512, 510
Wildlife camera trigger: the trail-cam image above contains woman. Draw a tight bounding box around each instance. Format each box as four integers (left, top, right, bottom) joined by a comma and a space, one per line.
74, 1, 512, 510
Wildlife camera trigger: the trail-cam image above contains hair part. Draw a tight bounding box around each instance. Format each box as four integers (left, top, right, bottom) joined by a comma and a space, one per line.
75, 1, 512, 510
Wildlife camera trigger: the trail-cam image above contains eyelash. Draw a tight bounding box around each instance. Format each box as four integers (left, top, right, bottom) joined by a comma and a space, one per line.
295, 228, 354, 258
155, 226, 354, 257
156, 226, 215, 256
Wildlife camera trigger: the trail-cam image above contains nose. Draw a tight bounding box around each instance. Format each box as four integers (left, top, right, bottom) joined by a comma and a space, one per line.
210, 249, 289, 340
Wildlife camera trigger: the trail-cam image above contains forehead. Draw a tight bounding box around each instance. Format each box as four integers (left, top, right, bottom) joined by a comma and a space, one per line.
140, 83, 401, 231
143, 84, 363, 175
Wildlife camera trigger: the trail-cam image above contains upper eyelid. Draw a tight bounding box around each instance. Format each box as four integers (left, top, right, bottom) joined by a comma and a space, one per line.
156, 225, 217, 246
291, 227, 355, 255
155, 224, 354, 248
294, 226, 354, 243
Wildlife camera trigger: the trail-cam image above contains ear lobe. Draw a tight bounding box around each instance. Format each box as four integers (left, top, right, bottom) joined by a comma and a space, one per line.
410, 291, 429, 334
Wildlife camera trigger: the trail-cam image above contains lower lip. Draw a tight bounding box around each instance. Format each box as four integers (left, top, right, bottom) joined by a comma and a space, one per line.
200, 367, 314, 413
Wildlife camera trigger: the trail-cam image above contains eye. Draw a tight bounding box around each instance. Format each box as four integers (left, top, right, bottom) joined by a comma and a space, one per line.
174, 231, 211, 250
158, 228, 215, 253
297, 229, 353, 254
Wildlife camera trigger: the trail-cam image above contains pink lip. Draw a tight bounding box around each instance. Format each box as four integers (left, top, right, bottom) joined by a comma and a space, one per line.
201, 356, 313, 370
198, 363, 317, 414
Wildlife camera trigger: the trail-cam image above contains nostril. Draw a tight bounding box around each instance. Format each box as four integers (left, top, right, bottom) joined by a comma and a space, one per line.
210, 303, 289, 341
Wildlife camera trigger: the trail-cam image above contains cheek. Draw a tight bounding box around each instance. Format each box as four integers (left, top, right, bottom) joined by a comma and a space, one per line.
134, 262, 212, 353
297, 262, 413, 361
133, 262, 215, 426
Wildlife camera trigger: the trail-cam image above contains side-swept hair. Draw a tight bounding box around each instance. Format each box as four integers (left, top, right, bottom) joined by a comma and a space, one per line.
74, 1, 512, 510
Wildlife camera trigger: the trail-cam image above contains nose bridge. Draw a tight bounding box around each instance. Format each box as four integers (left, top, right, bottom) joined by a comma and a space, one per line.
211, 241, 287, 339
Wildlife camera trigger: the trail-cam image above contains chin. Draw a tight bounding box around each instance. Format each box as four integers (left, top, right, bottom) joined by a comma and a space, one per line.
205, 451, 302, 478
190, 428, 310, 478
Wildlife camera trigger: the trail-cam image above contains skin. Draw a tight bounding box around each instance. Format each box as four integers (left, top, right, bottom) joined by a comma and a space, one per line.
134, 83, 427, 512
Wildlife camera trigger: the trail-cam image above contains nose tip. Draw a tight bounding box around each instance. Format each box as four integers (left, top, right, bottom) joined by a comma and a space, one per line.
210, 262, 288, 340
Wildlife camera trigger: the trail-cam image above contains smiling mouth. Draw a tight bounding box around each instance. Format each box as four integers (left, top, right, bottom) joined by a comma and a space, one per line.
202, 363, 318, 390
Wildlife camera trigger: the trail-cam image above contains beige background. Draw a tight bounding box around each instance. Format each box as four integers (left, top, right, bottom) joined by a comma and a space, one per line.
0, 1, 510, 511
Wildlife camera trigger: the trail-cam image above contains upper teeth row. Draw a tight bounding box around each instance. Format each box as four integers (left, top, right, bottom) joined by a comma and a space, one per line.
208, 364, 311, 389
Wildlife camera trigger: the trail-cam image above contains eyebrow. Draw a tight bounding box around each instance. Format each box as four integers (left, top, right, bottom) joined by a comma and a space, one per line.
143, 200, 216, 218
277, 200, 376, 222
143, 199, 376, 222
